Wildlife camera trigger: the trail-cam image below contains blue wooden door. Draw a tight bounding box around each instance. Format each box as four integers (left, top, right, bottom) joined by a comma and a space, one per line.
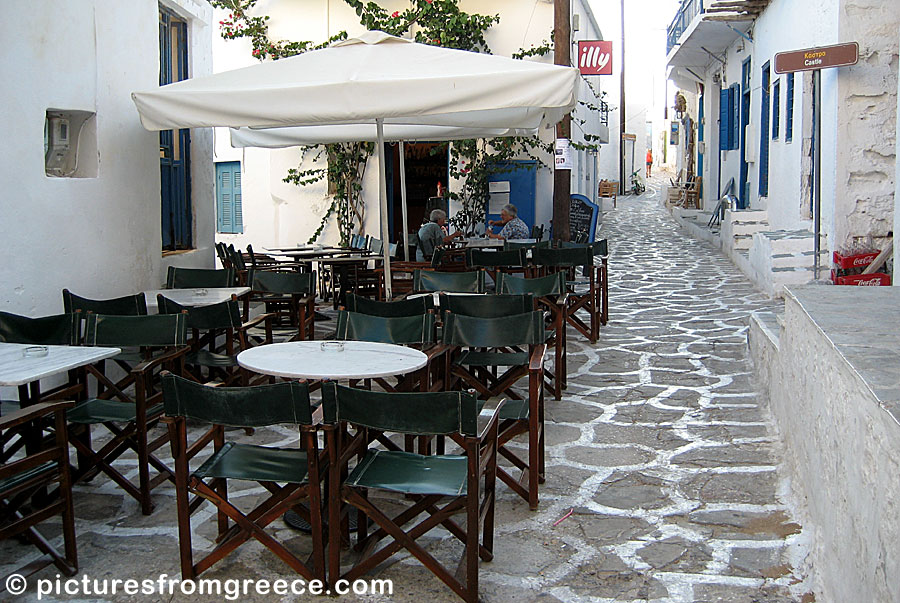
486, 161, 537, 233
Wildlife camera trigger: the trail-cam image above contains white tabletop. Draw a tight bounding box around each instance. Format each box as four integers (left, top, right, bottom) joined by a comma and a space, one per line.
145, 287, 251, 313
463, 238, 537, 248
237, 340, 428, 380
0, 342, 121, 387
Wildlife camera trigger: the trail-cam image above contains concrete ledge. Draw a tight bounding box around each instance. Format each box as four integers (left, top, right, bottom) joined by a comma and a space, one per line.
750, 285, 900, 603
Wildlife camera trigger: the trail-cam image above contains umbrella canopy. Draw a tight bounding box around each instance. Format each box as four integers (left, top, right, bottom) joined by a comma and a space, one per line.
132, 31, 577, 132
131, 30, 578, 297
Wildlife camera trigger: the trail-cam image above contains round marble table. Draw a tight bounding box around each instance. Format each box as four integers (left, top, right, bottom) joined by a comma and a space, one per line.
236, 340, 428, 381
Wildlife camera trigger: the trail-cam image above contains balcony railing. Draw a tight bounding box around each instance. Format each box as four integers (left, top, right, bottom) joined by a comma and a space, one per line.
667, 0, 704, 54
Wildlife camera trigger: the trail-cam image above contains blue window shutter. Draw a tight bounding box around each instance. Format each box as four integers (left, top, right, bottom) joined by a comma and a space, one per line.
233, 168, 243, 234
786, 73, 795, 142
719, 88, 730, 151
730, 84, 740, 150
759, 62, 771, 197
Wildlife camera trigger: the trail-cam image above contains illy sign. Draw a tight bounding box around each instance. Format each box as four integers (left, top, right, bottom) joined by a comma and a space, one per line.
578, 41, 613, 76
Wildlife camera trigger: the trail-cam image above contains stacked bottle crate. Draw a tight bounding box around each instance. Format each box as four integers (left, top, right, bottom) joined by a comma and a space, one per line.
831, 239, 891, 286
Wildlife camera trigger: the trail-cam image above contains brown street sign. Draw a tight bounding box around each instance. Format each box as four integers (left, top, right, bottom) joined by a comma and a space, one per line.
775, 42, 859, 74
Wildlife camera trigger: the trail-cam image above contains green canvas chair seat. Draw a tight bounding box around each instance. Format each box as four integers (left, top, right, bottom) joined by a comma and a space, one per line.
67, 399, 164, 424
322, 383, 501, 602
161, 375, 324, 582
345, 449, 468, 497
412, 269, 485, 294
193, 441, 309, 484
476, 397, 529, 422
185, 349, 237, 368
0, 460, 58, 496
247, 270, 316, 341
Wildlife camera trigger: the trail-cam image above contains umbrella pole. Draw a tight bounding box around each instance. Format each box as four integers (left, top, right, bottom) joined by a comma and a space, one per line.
376, 118, 393, 299
399, 141, 410, 261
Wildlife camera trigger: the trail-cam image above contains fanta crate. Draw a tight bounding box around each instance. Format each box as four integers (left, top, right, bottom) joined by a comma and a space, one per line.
832, 250, 879, 270
831, 272, 891, 286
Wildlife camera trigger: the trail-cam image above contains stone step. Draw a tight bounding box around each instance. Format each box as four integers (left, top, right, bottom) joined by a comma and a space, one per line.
733, 233, 753, 250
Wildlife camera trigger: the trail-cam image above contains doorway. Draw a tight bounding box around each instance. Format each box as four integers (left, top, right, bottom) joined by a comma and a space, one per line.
739, 58, 751, 209
386, 142, 449, 243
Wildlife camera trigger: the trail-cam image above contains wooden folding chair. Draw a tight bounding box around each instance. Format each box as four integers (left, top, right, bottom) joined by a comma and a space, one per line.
244, 271, 316, 340
442, 311, 546, 509
1, 401, 78, 579
322, 384, 502, 602
161, 375, 325, 581
68, 313, 188, 515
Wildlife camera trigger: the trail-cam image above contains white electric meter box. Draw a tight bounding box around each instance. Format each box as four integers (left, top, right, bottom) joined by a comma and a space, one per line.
44, 109, 97, 178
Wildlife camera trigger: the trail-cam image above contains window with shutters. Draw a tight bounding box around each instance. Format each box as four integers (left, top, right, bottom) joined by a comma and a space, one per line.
759, 62, 771, 197
772, 79, 781, 140
159, 6, 192, 250
216, 162, 243, 234
718, 85, 740, 151
786, 73, 795, 142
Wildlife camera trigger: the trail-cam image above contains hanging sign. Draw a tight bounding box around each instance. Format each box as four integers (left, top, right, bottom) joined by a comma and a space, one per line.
555, 138, 573, 170
774, 42, 859, 74
577, 40, 613, 75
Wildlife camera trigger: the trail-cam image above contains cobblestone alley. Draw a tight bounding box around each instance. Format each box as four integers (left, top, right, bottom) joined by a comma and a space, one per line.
0, 177, 816, 603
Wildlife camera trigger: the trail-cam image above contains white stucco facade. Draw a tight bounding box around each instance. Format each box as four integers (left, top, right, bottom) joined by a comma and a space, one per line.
1, 0, 215, 317
211, 0, 617, 250
666, 0, 897, 294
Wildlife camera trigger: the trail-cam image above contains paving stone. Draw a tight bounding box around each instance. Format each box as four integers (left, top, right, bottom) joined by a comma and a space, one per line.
594, 422, 690, 450
636, 536, 714, 572
671, 443, 775, 468
613, 403, 687, 424
693, 583, 799, 603
565, 445, 655, 467
593, 471, 674, 509
681, 471, 780, 505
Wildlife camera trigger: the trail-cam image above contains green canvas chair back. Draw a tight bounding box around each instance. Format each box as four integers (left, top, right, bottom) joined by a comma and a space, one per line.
593, 239, 609, 257
439, 293, 534, 320
157, 296, 242, 330
322, 382, 478, 436
62, 289, 148, 316
412, 269, 485, 294
344, 292, 433, 317
465, 248, 525, 269
0, 311, 79, 345
166, 267, 235, 289
251, 270, 315, 296
532, 246, 593, 269
442, 311, 546, 348
495, 272, 567, 298
227, 244, 247, 271
429, 247, 446, 268
162, 374, 312, 427
84, 313, 188, 348
335, 310, 436, 345
531, 224, 545, 241
504, 240, 550, 251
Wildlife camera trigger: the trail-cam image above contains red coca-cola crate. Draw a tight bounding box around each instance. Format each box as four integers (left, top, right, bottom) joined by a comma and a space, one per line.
832, 272, 891, 286
832, 251, 878, 270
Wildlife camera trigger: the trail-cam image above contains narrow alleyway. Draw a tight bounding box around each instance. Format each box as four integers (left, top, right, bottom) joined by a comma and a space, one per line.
0, 178, 815, 603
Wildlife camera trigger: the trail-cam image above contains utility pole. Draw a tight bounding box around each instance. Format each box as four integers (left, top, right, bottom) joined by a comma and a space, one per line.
619, 0, 626, 195
552, 0, 571, 242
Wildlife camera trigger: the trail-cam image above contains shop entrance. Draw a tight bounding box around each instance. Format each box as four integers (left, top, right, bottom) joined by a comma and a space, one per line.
385, 142, 449, 244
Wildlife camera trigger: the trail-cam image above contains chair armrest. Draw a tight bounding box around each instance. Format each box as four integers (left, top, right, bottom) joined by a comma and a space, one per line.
239, 312, 276, 331
528, 344, 546, 372
0, 400, 75, 430
422, 343, 451, 361
477, 396, 506, 442
131, 346, 189, 374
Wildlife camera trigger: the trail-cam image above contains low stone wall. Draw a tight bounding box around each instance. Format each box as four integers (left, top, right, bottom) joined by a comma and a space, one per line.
749, 286, 900, 603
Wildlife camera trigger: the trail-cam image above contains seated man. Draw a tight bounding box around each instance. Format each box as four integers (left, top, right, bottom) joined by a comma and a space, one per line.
416, 209, 462, 262
487, 203, 530, 240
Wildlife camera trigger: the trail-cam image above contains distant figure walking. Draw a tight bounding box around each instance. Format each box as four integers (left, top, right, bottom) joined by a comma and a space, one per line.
646, 149, 653, 178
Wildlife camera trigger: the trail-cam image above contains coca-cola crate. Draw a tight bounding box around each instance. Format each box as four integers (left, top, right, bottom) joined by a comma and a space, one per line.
832, 250, 878, 270
833, 272, 891, 286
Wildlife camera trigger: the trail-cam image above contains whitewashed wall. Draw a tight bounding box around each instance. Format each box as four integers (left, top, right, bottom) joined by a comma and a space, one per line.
0, 0, 214, 318
212, 0, 616, 248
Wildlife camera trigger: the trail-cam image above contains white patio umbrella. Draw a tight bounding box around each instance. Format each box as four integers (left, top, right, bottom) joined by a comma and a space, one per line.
229, 124, 538, 260
132, 31, 578, 298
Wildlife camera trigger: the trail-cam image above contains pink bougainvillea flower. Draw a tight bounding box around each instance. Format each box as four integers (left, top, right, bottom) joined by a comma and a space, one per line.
392, 11, 399, 17
426, 0, 433, 4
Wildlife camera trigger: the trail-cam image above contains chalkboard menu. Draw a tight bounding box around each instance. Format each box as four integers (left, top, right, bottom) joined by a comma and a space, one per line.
569, 194, 599, 242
